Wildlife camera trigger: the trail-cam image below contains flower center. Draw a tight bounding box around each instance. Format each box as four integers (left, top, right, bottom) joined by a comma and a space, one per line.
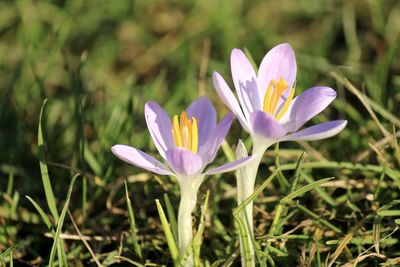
172, 111, 199, 153
263, 77, 295, 121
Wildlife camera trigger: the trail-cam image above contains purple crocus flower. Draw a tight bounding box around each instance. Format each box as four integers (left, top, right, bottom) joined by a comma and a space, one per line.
212, 43, 347, 151
212, 43, 347, 266
112, 96, 253, 179
112, 96, 254, 266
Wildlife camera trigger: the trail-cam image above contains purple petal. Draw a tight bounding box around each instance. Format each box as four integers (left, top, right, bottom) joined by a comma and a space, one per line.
186, 96, 216, 146
281, 86, 337, 132
111, 145, 174, 176
212, 72, 250, 132
280, 120, 347, 141
231, 49, 261, 117
258, 43, 297, 100
144, 102, 175, 159
250, 110, 287, 140
166, 148, 203, 176
205, 155, 256, 175
198, 112, 234, 164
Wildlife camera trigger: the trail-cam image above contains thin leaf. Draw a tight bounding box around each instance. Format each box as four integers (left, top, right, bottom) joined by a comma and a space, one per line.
125, 180, 143, 259
155, 199, 179, 266
377, 210, 400, 217
26, 195, 53, 231
38, 99, 59, 223
282, 177, 334, 203
48, 174, 79, 267
164, 193, 179, 245
221, 140, 235, 163
0, 247, 15, 258
193, 191, 210, 267
301, 173, 337, 206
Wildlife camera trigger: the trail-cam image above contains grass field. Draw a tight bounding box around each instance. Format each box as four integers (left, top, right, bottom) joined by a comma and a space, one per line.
1, 0, 400, 266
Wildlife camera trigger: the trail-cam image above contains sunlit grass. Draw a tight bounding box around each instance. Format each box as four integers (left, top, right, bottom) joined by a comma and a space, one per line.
0, 0, 400, 266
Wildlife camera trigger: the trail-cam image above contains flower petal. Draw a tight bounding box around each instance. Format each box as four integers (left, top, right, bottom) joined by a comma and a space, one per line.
280, 120, 347, 141
111, 145, 174, 176
186, 96, 217, 146
250, 110, 287, 140
258, 43, 297, 100
231, 48, 261, 116
205, 155, 256, 175
166, 148, 203, 176
212, 72, 250, 132
281, 86, 337, 132
198, 112, 233, 164
144, 101, 175, 159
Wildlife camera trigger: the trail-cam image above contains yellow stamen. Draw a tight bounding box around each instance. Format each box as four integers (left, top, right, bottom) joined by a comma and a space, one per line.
172, 112, 199, 153
268, 77, 288, 114
263, 80, 275, 113
173, 115, 183, 147
275, 86, 295, 121
191, 117, 198, 153
263, 77, 295, 121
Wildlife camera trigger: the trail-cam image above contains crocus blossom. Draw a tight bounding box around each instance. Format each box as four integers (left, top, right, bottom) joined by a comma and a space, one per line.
112, 96, 254, 266
212, 43, 347, 266
112, 96, 253, 179
213, 43, 347, 152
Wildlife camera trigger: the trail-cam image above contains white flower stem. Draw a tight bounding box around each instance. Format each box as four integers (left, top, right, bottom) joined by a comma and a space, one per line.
236, 140, 268, 267
178, 177, 201, 267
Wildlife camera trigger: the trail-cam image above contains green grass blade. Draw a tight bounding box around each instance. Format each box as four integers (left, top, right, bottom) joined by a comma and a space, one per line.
234, 169, 280, 214
10, 191, 19, 220
290, 152, 305, 193
38, 99, 59, 223
26, 195, 53, 231
6, 172, 14, 196
9, 249, 13, 267
48, 174, 79, 267
301, 173, 337, 206
193, 191, 210, 267
267, 177, 336, 247
84, 145, 102, 176
282, 177, 334, 203
0, 247, 15, 259
233, 169, 280, 265
164, 193, 179, 245
221, 140, 235, 162
155, 199, 179, 266
377, 210, 400, 217
272, 161, 400, 182
124, 180, 143, 259
294, 203, 342, 234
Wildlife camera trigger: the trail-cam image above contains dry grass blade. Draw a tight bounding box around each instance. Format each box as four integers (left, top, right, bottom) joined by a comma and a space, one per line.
44, 232, 118, 241
340, 253, 386, 267
328, 233, 353, 267
68, 210, 103, 267
306, 228, 323, 267
330, 72, 390, 138
373, 217, 381, 254
356, 130, 400, 161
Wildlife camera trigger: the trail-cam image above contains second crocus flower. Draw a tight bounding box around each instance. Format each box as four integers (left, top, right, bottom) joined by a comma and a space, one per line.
212, 43, 347, 266
112, 96, 254, 266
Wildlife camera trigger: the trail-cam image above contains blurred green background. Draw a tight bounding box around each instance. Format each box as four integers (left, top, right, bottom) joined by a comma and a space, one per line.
1, 0, 400, 266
